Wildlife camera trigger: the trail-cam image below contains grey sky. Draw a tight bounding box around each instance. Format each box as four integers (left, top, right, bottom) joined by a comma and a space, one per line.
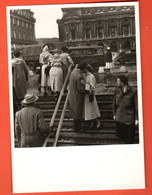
31, 7, 63, 39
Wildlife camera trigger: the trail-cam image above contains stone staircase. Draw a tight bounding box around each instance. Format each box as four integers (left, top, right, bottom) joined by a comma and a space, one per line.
35, 94, 139, 147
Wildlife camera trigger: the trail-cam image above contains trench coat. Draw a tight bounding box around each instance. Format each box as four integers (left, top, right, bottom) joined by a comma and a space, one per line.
12, 58, 29, 99
84, 72, 101, 121
113, 85, 138, 125
69, 69, 86, 120
15, 105, 49, 147
39, 51, 52, 88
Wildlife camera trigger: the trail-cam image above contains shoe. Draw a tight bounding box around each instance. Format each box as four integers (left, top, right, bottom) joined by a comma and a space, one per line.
96, 122, 102, 129
88, 121, 95, 130
38, 86, 41, 92
43, 92, 48, 96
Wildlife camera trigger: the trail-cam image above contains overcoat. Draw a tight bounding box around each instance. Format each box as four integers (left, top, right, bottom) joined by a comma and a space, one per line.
113, 85, 138, 125
15, 105, 48, 147
105, 50, 112, 62
39, 50, 52, 89
69, 69, 86, 120
84, 72, 101, 120
12, 58, 29, 99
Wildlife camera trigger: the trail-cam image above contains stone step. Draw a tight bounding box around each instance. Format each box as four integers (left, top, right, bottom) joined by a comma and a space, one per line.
35, 100, 113, 110
45, 118, 117, 128
46, 134, 139, 147
38, 94, 114, 102
42, 109, 113, 119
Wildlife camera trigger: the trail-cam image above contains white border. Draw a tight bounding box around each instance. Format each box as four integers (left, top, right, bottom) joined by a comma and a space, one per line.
7, 2, 145, 193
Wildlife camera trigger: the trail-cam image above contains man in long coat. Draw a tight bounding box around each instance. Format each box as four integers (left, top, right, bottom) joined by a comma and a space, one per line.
113, 75, 138, 144
69, 62, 87, 131
12, 51, 29, 100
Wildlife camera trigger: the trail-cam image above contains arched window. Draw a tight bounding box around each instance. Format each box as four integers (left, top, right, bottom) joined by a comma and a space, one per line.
123, 40, 131, 49
83, 22, 91, 39
108, 20, 117, 37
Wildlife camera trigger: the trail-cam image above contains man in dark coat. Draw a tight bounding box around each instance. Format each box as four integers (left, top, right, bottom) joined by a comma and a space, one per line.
69, 62, 87, 131
113, 75, 138, 144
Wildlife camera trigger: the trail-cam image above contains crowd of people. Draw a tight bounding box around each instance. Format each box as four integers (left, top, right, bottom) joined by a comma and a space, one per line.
38, 45, 74, 99
12, 45, 138, 147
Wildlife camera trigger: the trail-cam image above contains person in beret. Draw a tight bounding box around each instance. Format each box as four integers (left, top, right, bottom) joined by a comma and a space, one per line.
113, 75, 138, 144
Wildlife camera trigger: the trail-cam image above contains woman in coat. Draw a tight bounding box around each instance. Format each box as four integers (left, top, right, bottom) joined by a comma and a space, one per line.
49, 49, 63, 100
84, 65, 101, 129
39, 45, 52, 96
12, 51, 29, 101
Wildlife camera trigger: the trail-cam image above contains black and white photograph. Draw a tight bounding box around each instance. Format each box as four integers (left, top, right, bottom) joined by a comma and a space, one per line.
7, 2, 145, 193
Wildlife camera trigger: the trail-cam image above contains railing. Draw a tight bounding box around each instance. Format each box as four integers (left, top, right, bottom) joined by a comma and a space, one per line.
43, 64, 73, 147
112, 49, 126, 63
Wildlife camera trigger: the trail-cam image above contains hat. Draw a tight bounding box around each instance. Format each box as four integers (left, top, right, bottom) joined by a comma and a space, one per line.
22, 93, 39, 104
77, 61, 87, 70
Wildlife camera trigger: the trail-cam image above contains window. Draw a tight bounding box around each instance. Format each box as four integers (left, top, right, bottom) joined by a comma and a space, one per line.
11, 31, 13, 38
12, 17, 15, 25
69, 30, 76, 40
18, 31, 21, 40
109, 26, 116, 37
84, 29, 91, 39
123, 25, 129, 35
23, 32, 25, 40
22, 21, 25, 27
97, 28, 104, 38
17, 19, 20, 26
14, 30, 16, 39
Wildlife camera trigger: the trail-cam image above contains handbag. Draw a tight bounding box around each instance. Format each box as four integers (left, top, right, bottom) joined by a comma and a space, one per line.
45, 65, 51, 76
89, 92, 94, 102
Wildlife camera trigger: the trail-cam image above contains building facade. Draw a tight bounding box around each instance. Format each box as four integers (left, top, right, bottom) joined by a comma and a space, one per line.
57, 6, 136, 52
10, 9, 37, 51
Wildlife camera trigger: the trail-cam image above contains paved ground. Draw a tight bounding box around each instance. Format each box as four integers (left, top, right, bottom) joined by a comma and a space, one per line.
27, 65, 137, 96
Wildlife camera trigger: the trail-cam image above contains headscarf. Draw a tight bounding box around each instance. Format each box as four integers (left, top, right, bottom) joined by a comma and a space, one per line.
42, 45, 50, 58
40, 45, 51, 64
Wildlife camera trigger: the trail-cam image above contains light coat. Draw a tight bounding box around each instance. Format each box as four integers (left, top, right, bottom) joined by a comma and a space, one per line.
84, 72, 101, 120
39, 49, 52, 89
12, 58, 29, 99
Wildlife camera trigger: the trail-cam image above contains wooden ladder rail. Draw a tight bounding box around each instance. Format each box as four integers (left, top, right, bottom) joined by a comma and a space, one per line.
42, 65, 72, 147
